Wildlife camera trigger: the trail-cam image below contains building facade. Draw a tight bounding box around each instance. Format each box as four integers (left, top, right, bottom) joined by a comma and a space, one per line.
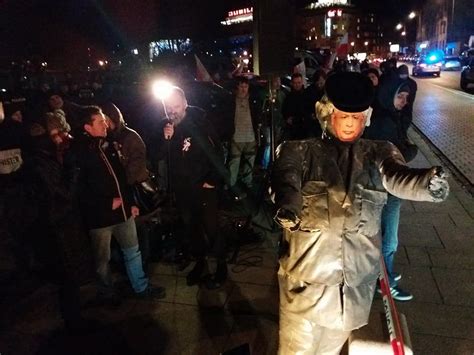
296, 0, 386, 55
417, 0, 474, 55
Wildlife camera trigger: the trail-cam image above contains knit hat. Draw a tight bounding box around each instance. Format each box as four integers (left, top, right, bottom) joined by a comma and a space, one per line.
398, 83, 411, 94
397, 65, 409, 76
46, 109, 71, 133
325, 72, 374, 112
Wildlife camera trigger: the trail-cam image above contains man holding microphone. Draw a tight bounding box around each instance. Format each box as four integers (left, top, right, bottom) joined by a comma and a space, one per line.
153, 87, 228, 289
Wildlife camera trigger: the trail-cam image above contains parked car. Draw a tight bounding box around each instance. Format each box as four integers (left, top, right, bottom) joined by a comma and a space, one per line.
460, 58, 474, 91
441, 56, 462, 71
412, 57, 441, 77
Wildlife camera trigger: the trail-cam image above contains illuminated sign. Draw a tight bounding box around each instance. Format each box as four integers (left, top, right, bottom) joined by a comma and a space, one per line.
327, 9, 343, 17
222, 7, 253, 26
309, 0, 348, 9
390, 44, 400, 53
228, 7, 253, 18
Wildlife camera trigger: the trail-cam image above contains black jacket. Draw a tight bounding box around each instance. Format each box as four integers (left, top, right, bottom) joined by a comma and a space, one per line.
71, 133, 133, 229
153, 106, 226, 189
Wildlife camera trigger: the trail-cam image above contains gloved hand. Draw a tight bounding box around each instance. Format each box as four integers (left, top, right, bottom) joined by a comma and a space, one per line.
275, 208, 300, 231
428, 166, 449, 202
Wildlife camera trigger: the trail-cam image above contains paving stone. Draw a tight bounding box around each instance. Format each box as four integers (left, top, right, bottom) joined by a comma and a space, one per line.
428, 249, 474, 269
228, 263, 278, 286
434, 224, 474, 251
399, 211, 454, 227
410, 333, 474, 355
405, 247, 432, 266
432, 268, 474, 307
226, 283, 279, 317
394, 246, 409, 266
398, 225, 443, 248
396, 302, 474, 340
225, 315, 278, 355
393, 266, 442, 304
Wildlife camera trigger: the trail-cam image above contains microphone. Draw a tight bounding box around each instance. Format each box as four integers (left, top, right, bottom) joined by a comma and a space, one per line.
164, 118, 173, 140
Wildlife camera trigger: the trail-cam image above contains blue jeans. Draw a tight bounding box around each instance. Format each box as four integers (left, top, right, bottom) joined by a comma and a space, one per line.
89, 218, 148, 294
381, 194, 401, 288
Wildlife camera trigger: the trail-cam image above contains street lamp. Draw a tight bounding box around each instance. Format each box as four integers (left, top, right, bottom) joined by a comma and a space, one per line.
396, 23, 403, 30
408, 12, 416, 20
401, 31, 406, 36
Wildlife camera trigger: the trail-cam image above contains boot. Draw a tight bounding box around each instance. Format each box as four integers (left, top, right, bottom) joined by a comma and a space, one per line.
186, 259, 206, 286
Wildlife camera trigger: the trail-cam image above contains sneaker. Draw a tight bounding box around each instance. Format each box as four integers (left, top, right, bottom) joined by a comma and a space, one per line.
394, 273, 402, 282
136, 285, 166, 300
390, 286, 413, 302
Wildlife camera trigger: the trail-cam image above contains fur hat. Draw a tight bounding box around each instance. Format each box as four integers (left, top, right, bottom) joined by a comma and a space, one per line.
324, 72, 374, 113
46, 109, 71, 133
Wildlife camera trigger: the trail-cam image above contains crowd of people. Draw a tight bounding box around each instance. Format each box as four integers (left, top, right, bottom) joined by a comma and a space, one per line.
0, 59, 450, 353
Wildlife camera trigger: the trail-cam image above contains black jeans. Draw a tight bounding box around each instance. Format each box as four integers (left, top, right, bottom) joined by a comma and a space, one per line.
174, 186, 225, 261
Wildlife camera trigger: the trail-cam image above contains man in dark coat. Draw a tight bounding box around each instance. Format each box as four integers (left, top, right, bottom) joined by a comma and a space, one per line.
153, 87, 227, 289
72, 106, 165, 302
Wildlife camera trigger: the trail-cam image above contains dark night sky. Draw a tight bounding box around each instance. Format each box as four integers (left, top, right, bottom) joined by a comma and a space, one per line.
0, 0, 426, 66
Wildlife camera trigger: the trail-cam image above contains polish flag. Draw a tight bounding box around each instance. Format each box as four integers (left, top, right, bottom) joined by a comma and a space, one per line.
195, 54, 213, 82
336, 33, 349, 58
327, 32, 349, 69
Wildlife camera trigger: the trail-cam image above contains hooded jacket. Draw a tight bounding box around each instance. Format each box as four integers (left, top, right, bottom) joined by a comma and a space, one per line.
102, 103, 149, 184
363, 77, 414, 160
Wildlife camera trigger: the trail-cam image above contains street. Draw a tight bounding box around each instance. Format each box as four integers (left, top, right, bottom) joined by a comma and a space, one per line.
405, 64, 474, 187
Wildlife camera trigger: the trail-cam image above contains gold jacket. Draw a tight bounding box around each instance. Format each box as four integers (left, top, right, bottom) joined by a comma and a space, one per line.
272, 138, 444, 330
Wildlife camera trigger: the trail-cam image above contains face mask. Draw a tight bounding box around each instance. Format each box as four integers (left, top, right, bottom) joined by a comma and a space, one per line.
399, 74, 408, 80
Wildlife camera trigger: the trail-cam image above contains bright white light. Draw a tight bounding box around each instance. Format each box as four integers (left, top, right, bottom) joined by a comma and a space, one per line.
243, 58, 249, 64
401, 31, 406, 36
243, 50, 248, 56
350, 41, 355, 46
132, 48, 139, 55
98, 60, 105, 66
429, 55, 437, 61
364, 41, 369, 46
408, 12, 416, 19
396, 23, 403, 30
152, 80, 174, 100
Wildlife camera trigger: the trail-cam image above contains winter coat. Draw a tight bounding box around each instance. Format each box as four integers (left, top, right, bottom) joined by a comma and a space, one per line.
109, 126, 149, 185
71, 133, 133, 230
272, 137, 440, 330
153, 106, 226, 189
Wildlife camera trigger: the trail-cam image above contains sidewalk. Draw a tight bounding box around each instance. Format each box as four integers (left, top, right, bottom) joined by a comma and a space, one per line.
1, 129, 473, 355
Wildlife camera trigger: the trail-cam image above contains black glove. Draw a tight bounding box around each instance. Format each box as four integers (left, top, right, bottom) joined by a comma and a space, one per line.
275, 208, 300, 231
